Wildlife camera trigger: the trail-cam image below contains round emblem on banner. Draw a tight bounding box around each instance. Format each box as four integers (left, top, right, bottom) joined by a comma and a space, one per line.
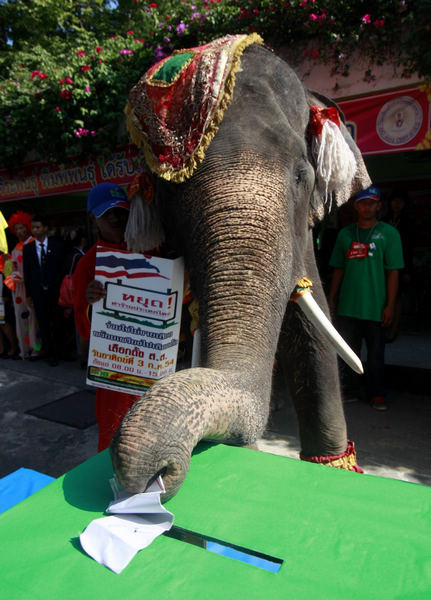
377, 96, 423, 146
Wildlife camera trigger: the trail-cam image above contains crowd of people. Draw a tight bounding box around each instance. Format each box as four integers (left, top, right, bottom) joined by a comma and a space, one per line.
0, 181, 410, 448
0, 181, 197, 450
0, 211, 87, 365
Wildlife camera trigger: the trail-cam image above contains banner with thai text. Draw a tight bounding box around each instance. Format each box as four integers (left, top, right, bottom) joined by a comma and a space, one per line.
339, 84, 431, 155
87, 247, 184, 395
0, 145, 139, 203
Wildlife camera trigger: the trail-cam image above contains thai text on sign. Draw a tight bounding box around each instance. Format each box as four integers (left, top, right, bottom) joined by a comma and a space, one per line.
87, 246, 184, 395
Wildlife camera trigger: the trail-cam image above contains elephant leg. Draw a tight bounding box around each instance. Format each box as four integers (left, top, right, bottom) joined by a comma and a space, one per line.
278, 233, 349, 459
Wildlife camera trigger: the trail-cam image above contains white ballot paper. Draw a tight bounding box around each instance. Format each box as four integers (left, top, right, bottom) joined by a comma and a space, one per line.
80, 476, 174, 574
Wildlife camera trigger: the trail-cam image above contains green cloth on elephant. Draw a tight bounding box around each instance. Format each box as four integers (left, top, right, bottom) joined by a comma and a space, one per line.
329, 221, 404, 322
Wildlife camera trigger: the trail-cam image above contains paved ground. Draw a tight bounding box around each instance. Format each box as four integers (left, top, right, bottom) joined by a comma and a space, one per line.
259, 372, 431, 486
1, 348, 430, 487
0, 358, 98, 479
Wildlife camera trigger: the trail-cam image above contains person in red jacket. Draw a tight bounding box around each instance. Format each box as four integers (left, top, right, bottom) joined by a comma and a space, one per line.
73, 183, 139, 451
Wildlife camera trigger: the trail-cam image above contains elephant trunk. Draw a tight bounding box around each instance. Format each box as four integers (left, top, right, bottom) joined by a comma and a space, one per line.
111, 155, 297, 498
110, 368, 266, 499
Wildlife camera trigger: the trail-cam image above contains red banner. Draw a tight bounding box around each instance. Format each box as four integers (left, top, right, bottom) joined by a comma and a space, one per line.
0, 145, 140, 204
338, 84, 431, 156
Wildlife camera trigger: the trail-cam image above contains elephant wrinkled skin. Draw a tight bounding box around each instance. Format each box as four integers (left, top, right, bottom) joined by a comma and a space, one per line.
110, 42, 371, 500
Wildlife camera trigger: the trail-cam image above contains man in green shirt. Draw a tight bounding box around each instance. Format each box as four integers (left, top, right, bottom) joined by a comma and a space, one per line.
328, 185, 404, 411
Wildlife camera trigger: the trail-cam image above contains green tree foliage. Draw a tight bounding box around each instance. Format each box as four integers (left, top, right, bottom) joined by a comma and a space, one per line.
0, 0, 429, 170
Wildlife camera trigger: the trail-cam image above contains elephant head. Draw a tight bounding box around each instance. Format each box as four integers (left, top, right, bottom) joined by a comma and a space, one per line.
110, 36, 371, 499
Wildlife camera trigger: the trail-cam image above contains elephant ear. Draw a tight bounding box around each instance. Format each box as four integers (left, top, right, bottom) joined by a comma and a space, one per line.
307, 91, 371, 224
125, 172, 166, 253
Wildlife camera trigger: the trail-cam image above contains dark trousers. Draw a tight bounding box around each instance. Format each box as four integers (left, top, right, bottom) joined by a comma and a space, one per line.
32, 288, 60, 358
337, 315, 386, 400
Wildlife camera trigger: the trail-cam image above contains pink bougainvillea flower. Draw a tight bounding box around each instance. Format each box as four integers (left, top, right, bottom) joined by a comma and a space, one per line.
85, 86, 91, 92
76, 50, 86, 57
60, 89, 73, 99
310, 11, 326, 23
149, 2, 158, 7
81, 65, 90, 72
311, 49, 319, 58
31, 70, 47, 79
120, 49, 133, 55
109, 36, 116, 40
55, 106, 61, 112
59, 77, 74, 85
154, 45, 167, 61
91, 130, 96, 136
74, 127, 89, 138
135, 39, 145, 44
127, 30, 134, 35
299, 0, 308, 6
362, 13, 371, 23
373, 19, 385, 27
95, 46, 103, 53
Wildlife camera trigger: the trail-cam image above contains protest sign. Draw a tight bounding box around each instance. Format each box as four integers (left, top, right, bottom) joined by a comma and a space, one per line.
87, 247, 184, 395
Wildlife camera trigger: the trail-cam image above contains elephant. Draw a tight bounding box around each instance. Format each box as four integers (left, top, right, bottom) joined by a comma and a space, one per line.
110, 35, 371, 500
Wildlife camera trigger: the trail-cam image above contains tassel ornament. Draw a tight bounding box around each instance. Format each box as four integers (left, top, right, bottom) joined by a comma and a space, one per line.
310, 105, 357, 205
125, 173, 165, 253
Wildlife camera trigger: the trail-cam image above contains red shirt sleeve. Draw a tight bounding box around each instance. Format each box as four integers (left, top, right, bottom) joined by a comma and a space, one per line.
73, 243, 97, 340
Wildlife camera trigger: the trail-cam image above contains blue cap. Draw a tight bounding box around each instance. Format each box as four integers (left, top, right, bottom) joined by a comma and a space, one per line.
355, 185, 380, 202
87, 183, 130, 217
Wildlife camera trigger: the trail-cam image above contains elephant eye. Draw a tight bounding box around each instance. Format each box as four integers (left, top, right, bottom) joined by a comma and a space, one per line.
294, 164, 314, 191
295, 168, 307, 186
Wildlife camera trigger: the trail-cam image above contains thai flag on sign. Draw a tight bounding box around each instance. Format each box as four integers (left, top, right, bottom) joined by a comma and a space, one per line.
95, 247, 168, 280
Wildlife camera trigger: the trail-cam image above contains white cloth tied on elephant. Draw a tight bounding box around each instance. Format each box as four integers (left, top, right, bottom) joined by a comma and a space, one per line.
309, 104, 357, 207
80, 476, 174, 574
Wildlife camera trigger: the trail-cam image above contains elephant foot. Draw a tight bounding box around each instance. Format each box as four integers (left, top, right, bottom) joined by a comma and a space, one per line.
299, 440, 364, 473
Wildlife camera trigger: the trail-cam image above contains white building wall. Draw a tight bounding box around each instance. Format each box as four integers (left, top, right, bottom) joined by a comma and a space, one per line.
278, 47, 420, 100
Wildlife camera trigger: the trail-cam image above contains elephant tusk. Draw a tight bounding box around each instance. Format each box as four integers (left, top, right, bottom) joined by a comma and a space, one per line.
292, 288, 363, 375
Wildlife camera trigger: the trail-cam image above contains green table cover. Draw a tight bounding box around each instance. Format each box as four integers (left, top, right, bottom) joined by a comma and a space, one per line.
1, 443, 430, 599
